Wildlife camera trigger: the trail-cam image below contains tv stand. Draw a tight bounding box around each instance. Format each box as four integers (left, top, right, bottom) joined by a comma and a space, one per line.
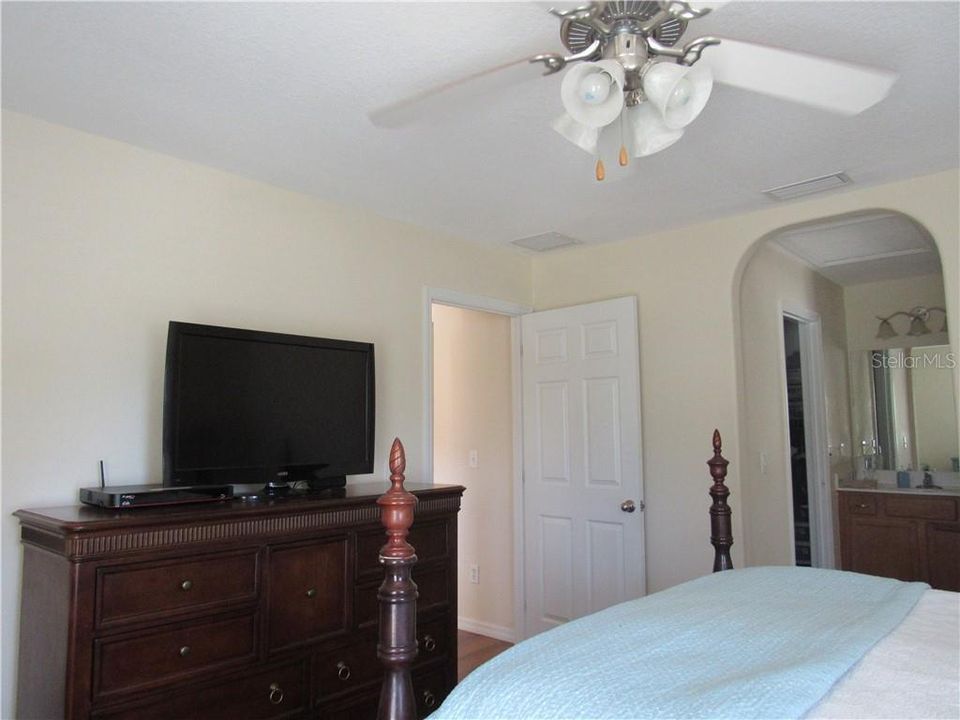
15, 483, 463, 720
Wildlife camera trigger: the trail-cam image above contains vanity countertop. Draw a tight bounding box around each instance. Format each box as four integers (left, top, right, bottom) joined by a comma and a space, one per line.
837, 484, 960, 497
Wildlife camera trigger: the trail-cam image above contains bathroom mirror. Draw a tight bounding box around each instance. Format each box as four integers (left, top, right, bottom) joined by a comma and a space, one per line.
849, 344, 959, 472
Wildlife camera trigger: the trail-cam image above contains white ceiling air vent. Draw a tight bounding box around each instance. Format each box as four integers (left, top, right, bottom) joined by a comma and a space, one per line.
511, 232, 581, 252
763, 172, 852, 201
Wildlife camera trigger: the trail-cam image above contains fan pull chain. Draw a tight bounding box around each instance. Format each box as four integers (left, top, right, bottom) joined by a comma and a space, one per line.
595, 158, 605, 181
619, 112, 628, 167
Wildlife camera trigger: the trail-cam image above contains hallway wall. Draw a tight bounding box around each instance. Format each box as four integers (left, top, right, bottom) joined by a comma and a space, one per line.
433, 304, 515, 640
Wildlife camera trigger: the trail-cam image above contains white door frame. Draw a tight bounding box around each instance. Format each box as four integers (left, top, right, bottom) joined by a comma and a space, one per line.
779, 304, 835, 569
423, 287, 532, 641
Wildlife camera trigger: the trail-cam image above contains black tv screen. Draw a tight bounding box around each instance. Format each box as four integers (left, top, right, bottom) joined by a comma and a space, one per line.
163, 322, 374, 487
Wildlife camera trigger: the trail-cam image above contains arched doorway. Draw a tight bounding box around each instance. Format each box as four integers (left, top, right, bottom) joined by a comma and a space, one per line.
734, 209, 955, 568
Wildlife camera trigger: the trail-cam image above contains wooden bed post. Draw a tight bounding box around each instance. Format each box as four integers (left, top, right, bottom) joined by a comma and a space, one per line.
377, 438, 419, 720
708, 429, 734, 572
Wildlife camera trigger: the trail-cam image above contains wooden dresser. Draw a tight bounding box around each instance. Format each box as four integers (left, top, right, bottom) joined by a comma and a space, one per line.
838, 489, 960, 591
15, 483, 463, 720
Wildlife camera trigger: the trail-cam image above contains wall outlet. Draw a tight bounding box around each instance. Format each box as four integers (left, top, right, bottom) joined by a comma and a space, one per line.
468, 450, 479, 468
469, 564, 479, 584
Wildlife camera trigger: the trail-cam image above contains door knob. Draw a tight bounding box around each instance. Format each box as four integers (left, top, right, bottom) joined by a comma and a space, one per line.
620, 500, 636, 513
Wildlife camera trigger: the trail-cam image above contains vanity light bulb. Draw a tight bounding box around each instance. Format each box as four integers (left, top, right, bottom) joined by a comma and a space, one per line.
579, 72, 612, 105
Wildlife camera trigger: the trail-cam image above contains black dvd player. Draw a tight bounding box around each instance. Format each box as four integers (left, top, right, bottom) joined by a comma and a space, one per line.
79, 484, 233, 509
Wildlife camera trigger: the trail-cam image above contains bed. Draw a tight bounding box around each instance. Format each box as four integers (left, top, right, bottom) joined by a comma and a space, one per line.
373, 434, 960, 720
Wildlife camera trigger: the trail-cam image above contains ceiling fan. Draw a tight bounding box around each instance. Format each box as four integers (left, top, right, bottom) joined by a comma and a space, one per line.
369, 1, 897, 181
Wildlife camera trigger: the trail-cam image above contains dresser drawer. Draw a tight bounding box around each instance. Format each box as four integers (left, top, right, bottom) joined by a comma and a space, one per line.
315, 635, 380, 699
94, 660, 307, 720
356, 563, 449, 627
317, 665, 450, 720
94, 612, 258, 698
97, 551, 258, 627
414, 664, 452, 718
268, 537, 350, 652
315, 618, 451, 702
319, 689, 380, 720
417, 617, 449, 661
357, 520, 449, 577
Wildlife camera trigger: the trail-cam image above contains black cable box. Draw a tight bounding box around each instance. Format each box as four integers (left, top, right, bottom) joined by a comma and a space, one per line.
79, 484, 233, 509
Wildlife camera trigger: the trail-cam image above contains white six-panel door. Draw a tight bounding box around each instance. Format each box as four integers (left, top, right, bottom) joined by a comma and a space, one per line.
521, 297, 645, 636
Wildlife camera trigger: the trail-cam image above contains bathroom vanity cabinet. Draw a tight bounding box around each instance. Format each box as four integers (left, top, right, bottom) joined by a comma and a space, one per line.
838, 489, 960, 591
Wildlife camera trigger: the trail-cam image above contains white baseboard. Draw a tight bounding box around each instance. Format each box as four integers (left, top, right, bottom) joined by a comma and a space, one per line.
457, 616, 516, 643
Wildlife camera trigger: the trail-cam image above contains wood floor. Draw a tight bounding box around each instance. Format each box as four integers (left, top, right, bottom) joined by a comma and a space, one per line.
457, 630, 512, 681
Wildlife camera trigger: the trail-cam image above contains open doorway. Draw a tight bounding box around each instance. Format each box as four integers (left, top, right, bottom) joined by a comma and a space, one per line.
779, 310, 833, 569
429, 298, 524, 643
427, 292, 644, 643
783, 317, 812, 566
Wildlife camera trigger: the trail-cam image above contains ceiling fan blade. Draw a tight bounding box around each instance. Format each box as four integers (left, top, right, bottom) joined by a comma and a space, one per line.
369, 54, 552, 129
700, 38, 897, 115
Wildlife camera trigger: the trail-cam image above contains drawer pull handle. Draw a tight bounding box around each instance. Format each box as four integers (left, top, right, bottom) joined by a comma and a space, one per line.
857, 503, 869, 509
423, 690, 437, 709
180, 579, 193, 591
179, 645, 191, 658
305, 588, 317, 598
268, 682, 284, 705
336, 661, 351, 681
423, 635, 437, 652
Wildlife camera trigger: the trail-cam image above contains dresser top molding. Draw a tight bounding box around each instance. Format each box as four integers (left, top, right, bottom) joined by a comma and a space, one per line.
15, 482, 464, 562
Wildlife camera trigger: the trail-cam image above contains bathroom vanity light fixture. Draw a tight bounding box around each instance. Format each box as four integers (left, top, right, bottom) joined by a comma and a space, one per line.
876, 306, 947, 339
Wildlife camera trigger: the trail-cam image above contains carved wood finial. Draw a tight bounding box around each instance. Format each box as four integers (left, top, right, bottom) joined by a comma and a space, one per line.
379, 438, 418, 560
708, 429, 729, 485
377, 438, 419, 720
389, 437, 406, 482
708, 429, 734, 572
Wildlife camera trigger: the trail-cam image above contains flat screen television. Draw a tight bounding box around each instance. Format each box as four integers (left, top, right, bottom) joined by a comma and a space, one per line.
162, 321, 374, 494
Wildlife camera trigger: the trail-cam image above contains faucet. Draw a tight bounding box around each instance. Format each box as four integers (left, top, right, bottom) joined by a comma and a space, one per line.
919, 470, 942, 490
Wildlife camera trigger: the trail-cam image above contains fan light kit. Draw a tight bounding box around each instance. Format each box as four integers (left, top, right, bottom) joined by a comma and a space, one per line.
371, 1, 898, 182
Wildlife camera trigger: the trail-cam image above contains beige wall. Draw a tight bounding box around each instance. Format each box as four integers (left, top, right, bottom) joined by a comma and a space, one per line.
737, 245, 850, 567
432, 304, 514, 639
844, 274, 949, 352
532, 169, 959, 594
0, 112, 532, 716
3, 110, 959, 715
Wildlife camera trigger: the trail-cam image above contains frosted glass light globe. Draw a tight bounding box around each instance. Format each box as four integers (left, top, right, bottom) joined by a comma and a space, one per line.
669, 78, 693, 109
579, 72, 611, 105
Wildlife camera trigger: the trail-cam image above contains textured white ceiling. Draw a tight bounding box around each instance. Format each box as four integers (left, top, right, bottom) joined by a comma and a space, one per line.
3, 2, 958, 250
772, 211, 941, 286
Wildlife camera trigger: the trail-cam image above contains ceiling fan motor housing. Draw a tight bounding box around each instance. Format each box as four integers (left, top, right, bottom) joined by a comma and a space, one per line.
604, 32, 649, 93
560, 1, 687, 55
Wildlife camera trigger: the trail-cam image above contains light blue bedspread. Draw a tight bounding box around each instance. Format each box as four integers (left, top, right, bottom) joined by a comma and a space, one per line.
433, 567, 927, 720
